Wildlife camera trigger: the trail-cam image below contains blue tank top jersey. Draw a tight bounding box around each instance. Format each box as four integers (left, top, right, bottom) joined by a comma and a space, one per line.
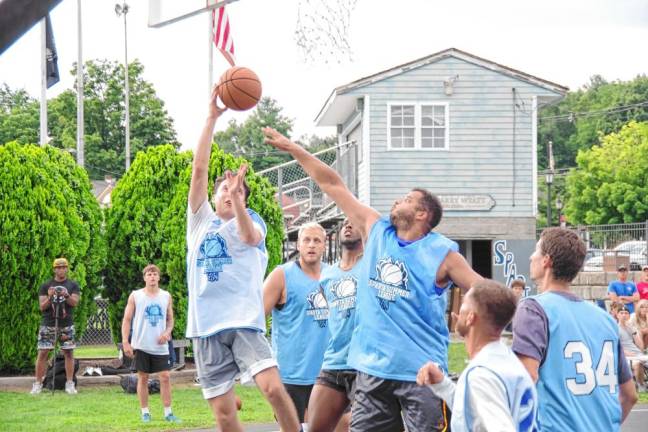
271, 261, 330, 385
347, 217, 458, 381
319, 258, 364, 370
534, 291, 622, 431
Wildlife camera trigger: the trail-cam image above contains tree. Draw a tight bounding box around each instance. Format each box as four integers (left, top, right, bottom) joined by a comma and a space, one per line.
0, 84, 39, 145
104, 144, 284, 342
214, 97, 294, 171
565, 121, 648, 225
0, 143, 105, 372
538, 74, 648, 170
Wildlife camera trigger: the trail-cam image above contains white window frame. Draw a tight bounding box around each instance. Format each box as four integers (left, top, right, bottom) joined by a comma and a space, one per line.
387, 102, 450, 151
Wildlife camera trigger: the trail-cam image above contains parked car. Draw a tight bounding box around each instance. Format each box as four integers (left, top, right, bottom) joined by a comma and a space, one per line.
583, 241, 647, 271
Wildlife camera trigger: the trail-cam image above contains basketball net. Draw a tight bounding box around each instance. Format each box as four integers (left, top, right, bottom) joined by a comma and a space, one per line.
294, 0, 357, 64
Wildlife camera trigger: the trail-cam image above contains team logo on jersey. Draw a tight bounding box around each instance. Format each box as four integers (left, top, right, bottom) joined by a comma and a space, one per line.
517, 387, 537, 432
369, 257, 410, 311
328, 276, 357, 319
306, 290, 329, 328
145, 303, 164, 327
197, 233, 233, 281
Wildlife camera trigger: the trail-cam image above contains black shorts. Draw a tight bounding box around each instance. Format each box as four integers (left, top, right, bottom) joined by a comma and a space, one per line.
316, 369, 356, 413
134, 350, 170, 374
284, 383, 314, 423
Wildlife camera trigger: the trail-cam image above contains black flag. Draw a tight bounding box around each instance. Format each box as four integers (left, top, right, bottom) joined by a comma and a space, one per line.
45, 14, 59, 88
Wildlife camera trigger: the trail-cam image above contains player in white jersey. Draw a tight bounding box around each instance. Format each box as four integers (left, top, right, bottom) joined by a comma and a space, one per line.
418, 279, 537, 432
187, 87, 301, 432
122, 264, 179, 423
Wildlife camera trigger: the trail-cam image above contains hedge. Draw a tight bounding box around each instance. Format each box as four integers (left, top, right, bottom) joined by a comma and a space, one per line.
0, 143, 105, 372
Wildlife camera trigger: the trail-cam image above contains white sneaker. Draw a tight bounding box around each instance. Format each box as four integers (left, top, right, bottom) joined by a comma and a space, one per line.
65, 381, 77, 395
30, 382, 43, 395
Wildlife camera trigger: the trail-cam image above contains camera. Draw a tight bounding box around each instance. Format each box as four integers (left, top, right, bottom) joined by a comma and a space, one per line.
54, 286, 64, 294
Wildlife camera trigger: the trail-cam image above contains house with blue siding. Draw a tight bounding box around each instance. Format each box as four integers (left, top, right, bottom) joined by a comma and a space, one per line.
315, 48, 568, 289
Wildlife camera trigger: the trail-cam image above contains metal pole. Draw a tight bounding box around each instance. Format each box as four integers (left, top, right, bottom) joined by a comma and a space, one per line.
76, 0, 84, 167
546, 179, 552, 226
123, 6, 130, 170
40, 18, 47, 146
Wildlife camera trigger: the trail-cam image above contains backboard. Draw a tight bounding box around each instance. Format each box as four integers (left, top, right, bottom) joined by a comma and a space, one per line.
148, 0, 239, 28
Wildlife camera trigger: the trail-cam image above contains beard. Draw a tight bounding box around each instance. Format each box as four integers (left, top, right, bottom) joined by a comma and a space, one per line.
340, 238, 361, 249
389, 209, 414, 230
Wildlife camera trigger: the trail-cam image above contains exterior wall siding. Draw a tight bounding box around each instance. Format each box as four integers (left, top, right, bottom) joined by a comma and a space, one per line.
340, 56, 562, 219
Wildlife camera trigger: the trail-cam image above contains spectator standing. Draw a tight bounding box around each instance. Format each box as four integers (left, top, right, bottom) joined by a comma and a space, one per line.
608, 265, 639, 313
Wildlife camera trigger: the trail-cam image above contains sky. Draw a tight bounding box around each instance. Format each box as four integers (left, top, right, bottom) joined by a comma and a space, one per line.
1, 0, 647, 151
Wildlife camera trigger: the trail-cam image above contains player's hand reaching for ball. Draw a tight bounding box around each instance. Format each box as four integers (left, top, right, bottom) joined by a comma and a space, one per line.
209, 85, 227, 119
416, 361, 445, 386
263, 127, 296, 152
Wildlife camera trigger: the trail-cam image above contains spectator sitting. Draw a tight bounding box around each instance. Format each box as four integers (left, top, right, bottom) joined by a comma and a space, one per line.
637, 265, 648, 301
609, 301, 624, 322
618, 306, 647, 392
608, 265, 639, 314
629, 299, 648, 349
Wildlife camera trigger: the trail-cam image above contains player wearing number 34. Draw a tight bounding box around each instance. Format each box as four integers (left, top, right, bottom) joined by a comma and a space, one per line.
512, 228, 637, 430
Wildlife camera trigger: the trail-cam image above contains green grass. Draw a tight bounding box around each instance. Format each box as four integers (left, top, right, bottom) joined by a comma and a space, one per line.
74, 345, 119, 358
448, 342, 468, 374
0, 384, 273, 431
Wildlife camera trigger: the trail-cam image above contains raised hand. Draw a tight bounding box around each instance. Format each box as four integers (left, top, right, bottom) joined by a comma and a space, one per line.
262, 127, 296, 152
225, 164, 248, 203
209, 85, 227, 119
416, 361, 444, 386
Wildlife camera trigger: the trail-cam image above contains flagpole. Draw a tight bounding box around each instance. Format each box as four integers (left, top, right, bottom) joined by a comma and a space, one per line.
76, 0, 84, 168
40, 18, 47, 146
208, 11, 213, 97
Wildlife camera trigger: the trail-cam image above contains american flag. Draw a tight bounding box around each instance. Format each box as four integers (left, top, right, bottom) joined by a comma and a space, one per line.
212, 6, 235, 66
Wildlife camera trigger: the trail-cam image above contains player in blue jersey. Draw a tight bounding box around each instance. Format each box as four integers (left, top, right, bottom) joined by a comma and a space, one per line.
188, 89, 301, 432
264, 222, 330, 425
263, 127, 483, 431
418, 279, 538, 432
308, 218, 364, 432
512, 227, 637, 431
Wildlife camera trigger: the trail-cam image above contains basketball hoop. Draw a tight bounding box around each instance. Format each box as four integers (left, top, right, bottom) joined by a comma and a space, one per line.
294, 0, 357, 64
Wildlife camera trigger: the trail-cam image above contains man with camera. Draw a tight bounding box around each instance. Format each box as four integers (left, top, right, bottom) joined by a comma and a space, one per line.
31, 257, 80, 395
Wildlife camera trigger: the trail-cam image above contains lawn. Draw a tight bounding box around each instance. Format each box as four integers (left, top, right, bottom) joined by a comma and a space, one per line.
74, 344, 119, 358
0, 383, 274, 431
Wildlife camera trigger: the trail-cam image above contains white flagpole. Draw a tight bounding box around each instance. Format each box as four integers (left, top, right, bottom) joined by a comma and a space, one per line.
77, 0, 84, 168
208, 11, 214, 97
40, 18, 47, 146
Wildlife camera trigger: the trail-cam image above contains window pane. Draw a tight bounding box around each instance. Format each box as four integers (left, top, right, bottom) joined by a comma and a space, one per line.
434, 137, 445, 148
434, 128, 445, 138
421, 112, 433, 126
391, 127, 402, 138
422, 128, 433, 138
421, 138, 433, 148
403, 128, 415, 138
422, 106, 433, 116
403, 105, 415, 116
403, 116, 415, 126
434, 105, 445, 117
391, 105, 402, 116
391, 137, 402, 148
392, 116, 402, 126
403, 137, 415, 148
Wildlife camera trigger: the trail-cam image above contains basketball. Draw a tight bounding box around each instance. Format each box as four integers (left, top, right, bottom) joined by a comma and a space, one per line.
216, 66, 262, 111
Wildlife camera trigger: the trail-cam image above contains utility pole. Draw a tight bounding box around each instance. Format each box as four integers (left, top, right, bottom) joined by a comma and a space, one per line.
546, 140, 555, 226
115, 2, 130, 170
76, 0, 84, 167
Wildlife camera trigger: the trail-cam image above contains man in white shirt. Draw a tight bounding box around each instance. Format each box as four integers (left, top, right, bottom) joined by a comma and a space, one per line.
187, 87, 301, 432
417, 279, 538, 432
618, 306, 648, 392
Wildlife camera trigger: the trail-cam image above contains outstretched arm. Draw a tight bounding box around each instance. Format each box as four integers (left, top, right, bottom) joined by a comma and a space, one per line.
189, 86, 227, 213
263, 127, 380, 239
263, 267, 286, 316
437, 251, 483, 292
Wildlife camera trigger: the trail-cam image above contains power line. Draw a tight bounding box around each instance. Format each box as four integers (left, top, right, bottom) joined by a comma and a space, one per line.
539, 101, 648, 122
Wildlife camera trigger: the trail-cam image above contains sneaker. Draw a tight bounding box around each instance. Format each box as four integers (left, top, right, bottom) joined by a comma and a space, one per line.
30, 382, 43, 395
164, 414, 181, 423
65, 381, 77, 395
141, 413, 152, 423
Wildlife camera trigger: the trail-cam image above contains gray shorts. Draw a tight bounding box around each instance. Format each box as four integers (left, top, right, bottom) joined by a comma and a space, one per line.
194, 329, 277, 399
316, 369, 357, 409
350, 372, 450, 432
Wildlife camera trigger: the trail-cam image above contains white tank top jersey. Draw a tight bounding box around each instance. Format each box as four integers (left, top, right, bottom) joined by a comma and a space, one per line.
131, 288, 171, 356
186, 200, 268, 338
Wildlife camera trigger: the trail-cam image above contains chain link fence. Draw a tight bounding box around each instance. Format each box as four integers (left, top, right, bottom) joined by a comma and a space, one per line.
79, 298, 114, 346
539, 222, 648, 272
